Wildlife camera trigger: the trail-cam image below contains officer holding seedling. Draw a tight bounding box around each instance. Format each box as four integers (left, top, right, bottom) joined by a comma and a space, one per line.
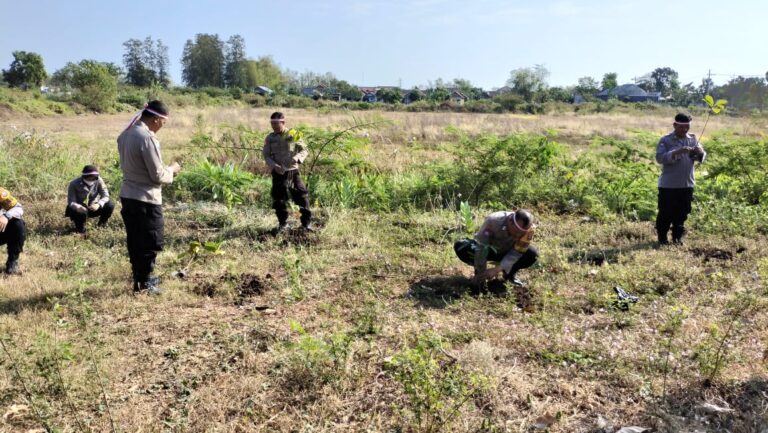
65, 165, 115, 234
117, 100, 180, 294
262, 112, 313, 232
655, 113, 705, 245
0, 187, 25, 275
454, 209, 539, 290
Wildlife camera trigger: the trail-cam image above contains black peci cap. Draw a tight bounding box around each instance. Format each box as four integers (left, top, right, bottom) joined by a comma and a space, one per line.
674, 112, 692, 124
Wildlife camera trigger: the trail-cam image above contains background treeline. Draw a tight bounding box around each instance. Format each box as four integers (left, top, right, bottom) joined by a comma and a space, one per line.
2, 33, 768, 115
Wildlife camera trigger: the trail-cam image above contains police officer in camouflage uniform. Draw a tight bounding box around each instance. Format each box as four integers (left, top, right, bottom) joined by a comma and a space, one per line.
454, 209, 538, 289
0, 187, 25, 275
262, 112, 313, 232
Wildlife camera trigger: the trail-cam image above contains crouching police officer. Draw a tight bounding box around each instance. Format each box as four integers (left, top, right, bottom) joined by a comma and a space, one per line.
0, 187, 25, 275
65, 164, 115, 234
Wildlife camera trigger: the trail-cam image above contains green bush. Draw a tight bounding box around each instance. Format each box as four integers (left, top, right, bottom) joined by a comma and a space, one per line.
52, 60, 119, 112
169, 159, 255, 208
384, 332, 491, 433
418, 129, 563, 207
0, 130, 88, 199
117, 88, 146, 109
242, 93, 266, 107
464, 99, 502, 113
493, 93, 526, 112
699, 134, 768, 205
405, 100, 436, 112
200, 86, 230, 98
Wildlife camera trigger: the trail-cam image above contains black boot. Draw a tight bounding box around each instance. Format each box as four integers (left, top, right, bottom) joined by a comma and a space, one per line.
671, 226, 685, 245
657, 229, 669, 245
506, 273, 524, 287
5, 259, 20, 275
133, 280, 163, 295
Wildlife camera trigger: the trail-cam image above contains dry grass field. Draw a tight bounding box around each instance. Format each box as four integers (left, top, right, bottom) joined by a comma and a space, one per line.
0, 107, 766, 432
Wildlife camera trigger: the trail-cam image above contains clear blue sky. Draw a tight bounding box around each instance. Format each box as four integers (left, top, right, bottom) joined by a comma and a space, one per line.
1, 0, 765, 89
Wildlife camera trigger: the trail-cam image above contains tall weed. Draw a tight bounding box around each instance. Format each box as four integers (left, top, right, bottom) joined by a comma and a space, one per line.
385, 332, 491, 433
170, 159, 255, 208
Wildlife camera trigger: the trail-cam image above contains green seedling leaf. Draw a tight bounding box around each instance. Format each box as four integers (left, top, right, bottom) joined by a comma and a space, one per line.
289, 320, 307, 335
203, 241, 223, 254
178, 241, 202, 259
704, 95, 715, 107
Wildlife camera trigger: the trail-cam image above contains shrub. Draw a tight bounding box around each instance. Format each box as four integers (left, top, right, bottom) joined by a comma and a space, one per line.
270, 322, 354, 405
51, 60, 119, 112
199, 86, 230, 98
384, 332, 491, 433
170, 159, 255, 208
117, 88, 146, 109
405, 100, 436, 112
464, 99, 502, 113
242, 93, 266, 107
420, 129, 564, 206
493, 93, 526, 112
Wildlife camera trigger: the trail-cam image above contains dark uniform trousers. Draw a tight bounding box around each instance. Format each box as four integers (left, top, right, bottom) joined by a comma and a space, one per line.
0, 218, 25, 264
656, 187, 694, 242
454, 238, 538, 279
271, 170, 311, 226
120, 198, 164, 283
65, 200, 115, 233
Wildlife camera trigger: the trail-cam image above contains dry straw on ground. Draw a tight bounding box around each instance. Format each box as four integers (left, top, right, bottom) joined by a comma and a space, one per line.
0, 108, 766, 432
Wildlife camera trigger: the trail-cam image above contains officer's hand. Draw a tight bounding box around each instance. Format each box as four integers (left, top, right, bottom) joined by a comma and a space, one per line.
0, 215, 7, 233
169, 162, 181, 176
273, 165, 286, 175
674, 147, 693, 156
88, 203, 101, 212
74, 204, 88, 214
472, 268, 497, 285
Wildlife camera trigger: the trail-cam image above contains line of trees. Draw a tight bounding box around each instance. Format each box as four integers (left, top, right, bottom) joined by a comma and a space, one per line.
3, 36, 768, 113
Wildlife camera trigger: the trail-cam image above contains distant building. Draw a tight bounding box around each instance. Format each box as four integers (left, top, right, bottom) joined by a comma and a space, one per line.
402, 89, 426, 104
596, 84, 661, 102
362, 93, 377, 103
254, 86, 273, 96
488, 86, 513, 98
449, 89, 468, 105
358, 86, 403, 103
301, 84, 329, 99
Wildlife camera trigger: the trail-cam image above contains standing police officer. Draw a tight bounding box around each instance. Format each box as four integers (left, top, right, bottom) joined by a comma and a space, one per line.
117, 101, 180, 294
262, 112, 313, 232
655, 113, 705, 245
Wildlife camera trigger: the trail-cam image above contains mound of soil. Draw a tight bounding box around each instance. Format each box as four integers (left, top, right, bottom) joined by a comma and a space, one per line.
237, 273, 265, 297
192, 280, 217, 297
279, 228, 321, 246
691, 247, 738, 262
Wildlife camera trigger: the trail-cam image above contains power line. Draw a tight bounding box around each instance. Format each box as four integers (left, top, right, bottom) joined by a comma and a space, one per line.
708, 72, 764, 78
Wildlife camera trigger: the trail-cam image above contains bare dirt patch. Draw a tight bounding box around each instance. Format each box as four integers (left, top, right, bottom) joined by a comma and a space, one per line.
235, 273, 272, 306
690, 247, 743, 262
